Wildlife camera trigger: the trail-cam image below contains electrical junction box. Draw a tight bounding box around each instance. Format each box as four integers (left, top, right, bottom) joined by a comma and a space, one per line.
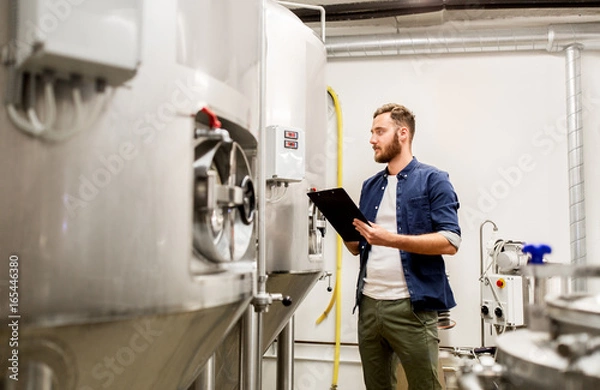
266, 125, 305, 182
481, 274, 525, 327
15, 0, 143, 85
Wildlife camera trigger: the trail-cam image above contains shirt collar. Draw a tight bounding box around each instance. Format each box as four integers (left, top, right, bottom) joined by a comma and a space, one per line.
382, 156, 418, 179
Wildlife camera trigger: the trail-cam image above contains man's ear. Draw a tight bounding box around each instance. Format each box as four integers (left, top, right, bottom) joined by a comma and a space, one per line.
398, 126, 409, 141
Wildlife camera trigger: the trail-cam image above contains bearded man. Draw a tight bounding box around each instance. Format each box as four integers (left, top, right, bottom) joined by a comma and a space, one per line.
344, 103, 461, 390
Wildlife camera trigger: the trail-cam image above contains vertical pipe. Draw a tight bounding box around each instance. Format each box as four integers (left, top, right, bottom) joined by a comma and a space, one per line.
478, 220, 497, 347
276, 317, 295, 390
565, 44, 587, 293
195, 356, 216, 390
256, 0, 268, 389
25, 362, 55, 390
241, 306, 257, 390
5, 0, 19, 106
255, 310, 264, 390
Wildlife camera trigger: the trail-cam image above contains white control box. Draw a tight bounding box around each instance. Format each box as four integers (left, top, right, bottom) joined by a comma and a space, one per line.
481, 274, 525, 327
266, 125, 305, 182
15, 0, 143, 85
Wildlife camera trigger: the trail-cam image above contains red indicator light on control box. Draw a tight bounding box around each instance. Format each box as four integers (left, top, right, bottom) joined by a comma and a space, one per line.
284, 130, 298, 139
284, 140, 298, 149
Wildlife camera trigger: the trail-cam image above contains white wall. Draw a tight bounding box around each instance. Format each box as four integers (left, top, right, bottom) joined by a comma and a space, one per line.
263, 48, 600, 390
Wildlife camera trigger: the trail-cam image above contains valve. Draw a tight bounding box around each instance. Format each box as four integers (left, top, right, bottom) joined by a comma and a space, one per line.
522, 243, 552, 264
194, 106, 231, 141
200, 106, 222, 129
319, 271, 333, 292
252, 292, 293, 313
270, 293, 292, 307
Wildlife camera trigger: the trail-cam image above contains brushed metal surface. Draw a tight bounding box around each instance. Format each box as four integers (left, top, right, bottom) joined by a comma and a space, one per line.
262, 271, 322, 352
0, 0, 260, 388
496, 329, 600, 389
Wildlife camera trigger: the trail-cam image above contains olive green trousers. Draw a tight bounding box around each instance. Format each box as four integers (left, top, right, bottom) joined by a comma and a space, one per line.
358, 296, 442, 390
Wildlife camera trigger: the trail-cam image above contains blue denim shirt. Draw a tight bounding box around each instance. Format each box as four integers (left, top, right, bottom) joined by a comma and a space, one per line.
355, 157, 460, 312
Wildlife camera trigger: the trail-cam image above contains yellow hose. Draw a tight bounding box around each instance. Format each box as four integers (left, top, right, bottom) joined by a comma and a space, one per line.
315, 86, 344, 389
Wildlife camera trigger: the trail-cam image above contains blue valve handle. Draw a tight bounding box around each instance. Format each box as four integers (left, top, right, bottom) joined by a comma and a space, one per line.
522, 244, 552, 264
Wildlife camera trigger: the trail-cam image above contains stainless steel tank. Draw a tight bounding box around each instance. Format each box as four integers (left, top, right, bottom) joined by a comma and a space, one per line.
261, 0, 328, 352
494, 293, 600, 389
210, 1, 328, 388
459, 264, 600, 389
0, 0, 261, 389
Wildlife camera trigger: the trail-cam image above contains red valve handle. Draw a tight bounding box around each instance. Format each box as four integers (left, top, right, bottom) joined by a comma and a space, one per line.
200, 107, 222, 129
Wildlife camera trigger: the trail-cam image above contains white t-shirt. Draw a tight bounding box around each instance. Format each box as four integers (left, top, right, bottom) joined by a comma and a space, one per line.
362, 175, 410, 300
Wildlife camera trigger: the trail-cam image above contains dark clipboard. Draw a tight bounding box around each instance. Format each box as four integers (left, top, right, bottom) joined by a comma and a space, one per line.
307, 187, 370, 242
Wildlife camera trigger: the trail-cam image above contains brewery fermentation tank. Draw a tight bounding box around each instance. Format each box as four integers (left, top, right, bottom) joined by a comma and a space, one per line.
0, 0, 261, 389
209, 1, 329, 387
261, 0, 328, 351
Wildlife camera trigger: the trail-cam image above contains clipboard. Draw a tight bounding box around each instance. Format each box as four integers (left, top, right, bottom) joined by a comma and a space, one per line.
307, 187, 370, 242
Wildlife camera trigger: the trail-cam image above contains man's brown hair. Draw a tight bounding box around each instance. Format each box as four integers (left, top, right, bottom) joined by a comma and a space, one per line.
373, 103, 415, 141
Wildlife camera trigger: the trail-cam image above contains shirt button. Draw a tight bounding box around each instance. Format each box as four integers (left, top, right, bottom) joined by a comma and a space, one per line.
375, 206, 378, 209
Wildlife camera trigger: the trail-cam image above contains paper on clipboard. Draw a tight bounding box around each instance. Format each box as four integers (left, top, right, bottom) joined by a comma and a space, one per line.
307, 187, 370, 242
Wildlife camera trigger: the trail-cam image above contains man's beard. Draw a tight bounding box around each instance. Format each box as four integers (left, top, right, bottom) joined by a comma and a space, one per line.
374, 131, 401, 163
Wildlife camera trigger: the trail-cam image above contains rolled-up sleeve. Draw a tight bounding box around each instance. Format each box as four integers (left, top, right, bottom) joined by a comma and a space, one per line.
428, 171, 461, 237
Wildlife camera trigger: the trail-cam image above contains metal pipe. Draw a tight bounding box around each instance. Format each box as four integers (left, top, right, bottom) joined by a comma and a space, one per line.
479, 220, 497, 347
277, 1, 326, 42
4, 0, 20, 106
565, 44, 587, 293
276, 317, 295, 390
325, 22, 600, 57
254, 0, 268, 388
255, 309, 264, 390
24, 362, 55, 390
195, 355, 215, 390
241, 306, 257, 390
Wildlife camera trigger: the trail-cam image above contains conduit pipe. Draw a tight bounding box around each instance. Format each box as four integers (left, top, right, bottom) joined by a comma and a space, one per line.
277, 1, 326, 42
565, 44, 587, 293
326, 22, 600, 57
326, 21, 595, 283
253, 1, 268, 390
276, 317, 294, 390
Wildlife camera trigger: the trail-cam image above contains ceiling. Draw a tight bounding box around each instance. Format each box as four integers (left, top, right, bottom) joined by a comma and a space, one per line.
279, 0, 600, 37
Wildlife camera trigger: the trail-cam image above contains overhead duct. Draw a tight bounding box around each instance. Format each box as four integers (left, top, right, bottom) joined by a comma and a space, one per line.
293, 1, 600, 23
565, 44, 587, 292
326, 22, 597, 288
325, 22, 600, 56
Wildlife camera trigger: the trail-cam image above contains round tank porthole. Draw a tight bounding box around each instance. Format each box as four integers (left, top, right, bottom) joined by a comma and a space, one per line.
192, 137, 255, 263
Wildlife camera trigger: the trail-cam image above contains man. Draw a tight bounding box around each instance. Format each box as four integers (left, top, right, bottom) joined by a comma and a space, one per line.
345, 103, 461, 390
